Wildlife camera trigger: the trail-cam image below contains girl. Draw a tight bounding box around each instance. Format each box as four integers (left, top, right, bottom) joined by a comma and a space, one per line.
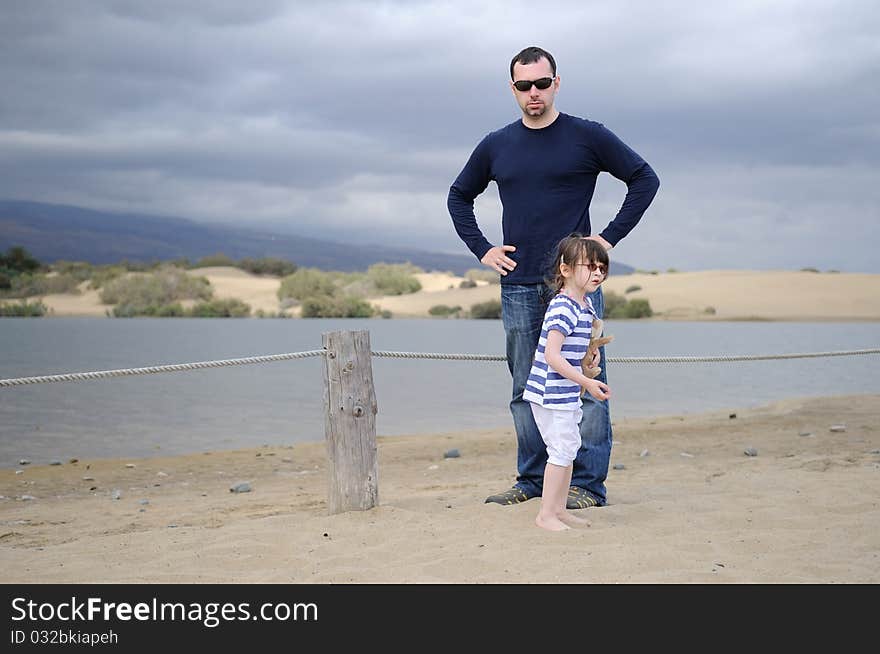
522, 235, 612, 531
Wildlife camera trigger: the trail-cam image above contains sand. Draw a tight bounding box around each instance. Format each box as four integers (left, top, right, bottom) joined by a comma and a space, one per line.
13, 268, 880, 321
1, 394, 878, 583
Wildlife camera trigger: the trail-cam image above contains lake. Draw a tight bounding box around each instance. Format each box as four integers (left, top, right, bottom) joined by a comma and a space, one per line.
1, 318, 878, 467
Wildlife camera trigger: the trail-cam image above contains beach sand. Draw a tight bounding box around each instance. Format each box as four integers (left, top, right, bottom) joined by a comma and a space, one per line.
18, 268, 880, 321
1, 394, 878, 583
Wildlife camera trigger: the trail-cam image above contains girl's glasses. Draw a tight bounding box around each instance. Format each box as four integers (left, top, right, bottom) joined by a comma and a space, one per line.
576, 262, 608, 276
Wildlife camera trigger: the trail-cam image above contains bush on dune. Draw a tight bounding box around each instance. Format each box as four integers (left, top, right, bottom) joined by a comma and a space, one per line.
300, 294, 375, 318
366, 263, 422, 295
188, 299, 251, 317
470, 299, 502, 319
0, 299, 49, 317
2, 272, 82, 298
278, 268, 339, 301
100, 265, 212, 309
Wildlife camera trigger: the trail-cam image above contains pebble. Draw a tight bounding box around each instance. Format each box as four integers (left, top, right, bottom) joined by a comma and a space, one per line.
125, 463, 136, 468
20, 495, 36, 501
15, 470, 23, 475
138, 499, 149, 506
680, 452, 695, 458
428, 464, 439, 470
613, 463, 626, 470
744, 448, 758, 457
82, 476, 95, 481
444, 449, 460, 459
19, 459, 30, 466
49, 460, 62, 466
639, 448, 650, 457
829, 425, 846, 433
281, 457, 293, 463
157, 471, 168, 477
111, 489, 122, 500
69, 458, 78, 464
729, 413, 737, 419
799, 432, 813, 437
229, 482, 252, 493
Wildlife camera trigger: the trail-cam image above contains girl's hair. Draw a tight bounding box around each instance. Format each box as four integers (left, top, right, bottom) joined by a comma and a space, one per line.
547, 233, 610, 292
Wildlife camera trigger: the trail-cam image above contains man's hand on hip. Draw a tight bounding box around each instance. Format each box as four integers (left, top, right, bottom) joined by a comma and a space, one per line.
481, 245, 517, 276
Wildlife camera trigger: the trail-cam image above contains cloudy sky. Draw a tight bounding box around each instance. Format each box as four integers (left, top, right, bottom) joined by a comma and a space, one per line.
1, 0, 878, 272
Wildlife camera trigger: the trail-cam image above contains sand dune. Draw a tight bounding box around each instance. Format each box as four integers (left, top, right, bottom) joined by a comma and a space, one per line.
10, 268, 880, 321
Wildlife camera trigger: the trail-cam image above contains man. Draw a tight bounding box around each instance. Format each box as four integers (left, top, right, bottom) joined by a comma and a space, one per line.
447, 46, 659, 509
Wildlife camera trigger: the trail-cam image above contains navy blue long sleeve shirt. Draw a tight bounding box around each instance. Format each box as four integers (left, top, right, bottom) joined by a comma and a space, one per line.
447, 113, 660, 285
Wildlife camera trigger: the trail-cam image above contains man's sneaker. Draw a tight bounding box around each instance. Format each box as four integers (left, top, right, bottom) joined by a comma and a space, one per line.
566, 486, 599, 509
484, 487, 534, 505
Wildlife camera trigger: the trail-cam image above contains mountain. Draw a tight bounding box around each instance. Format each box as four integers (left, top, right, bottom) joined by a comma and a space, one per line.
0, 199, 635, 276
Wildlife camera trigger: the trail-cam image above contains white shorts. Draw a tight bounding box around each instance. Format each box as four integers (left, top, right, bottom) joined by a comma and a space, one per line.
530, 402, 583, 467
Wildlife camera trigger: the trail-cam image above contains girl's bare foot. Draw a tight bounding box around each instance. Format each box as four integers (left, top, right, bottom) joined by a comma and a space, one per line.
559, 511, 591, 527
535, 515, 571, 531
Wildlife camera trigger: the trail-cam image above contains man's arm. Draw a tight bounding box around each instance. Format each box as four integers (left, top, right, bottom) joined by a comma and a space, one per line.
590, 124, 660, 248
447, 137, 496, 262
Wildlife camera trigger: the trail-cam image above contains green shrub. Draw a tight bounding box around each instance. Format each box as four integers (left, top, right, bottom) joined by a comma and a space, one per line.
100, 266, 212, 309
278, 268, 339, 301
625, 284, 642, 294
0, 299, 48, 317
366, 263, 422, 295
0, 273, 9, 290
88, 265, 127, 289
470, 299, 502, 319
459, 279, 477, 289
188, 298, 251, 317
429, 304, 462, 317
51, 261, 94, 283
4, 272, 81, 298
622, 298, 653, 318
605, 293, 653, 319
111, 302, 186, 318
465, 268, 500, 284
195, 253, 236, 268
603, 291, 627, 317
0, 246, 41, 274
238, 257, 298, 277
300, 294, 375, 318
704, 306, 717, 315
800, 267, 820, 273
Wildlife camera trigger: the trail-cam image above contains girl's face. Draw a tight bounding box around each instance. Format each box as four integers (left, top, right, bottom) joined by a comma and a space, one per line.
563, 257, 607, 293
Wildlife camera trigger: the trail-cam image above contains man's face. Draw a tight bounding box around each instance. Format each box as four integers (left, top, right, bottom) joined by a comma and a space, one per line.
510, 57, 559, 118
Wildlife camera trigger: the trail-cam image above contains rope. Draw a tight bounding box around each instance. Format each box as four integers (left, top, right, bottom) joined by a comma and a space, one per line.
371, 348, 880, 363
0, 350, 325, 387
1, 347, 877, 387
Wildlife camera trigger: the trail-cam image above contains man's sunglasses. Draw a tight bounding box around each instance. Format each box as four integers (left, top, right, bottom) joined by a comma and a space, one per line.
512, 77, 554, 92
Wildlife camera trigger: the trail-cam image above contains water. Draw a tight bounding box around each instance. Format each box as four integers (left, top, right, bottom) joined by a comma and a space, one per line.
1, 318, 878, 467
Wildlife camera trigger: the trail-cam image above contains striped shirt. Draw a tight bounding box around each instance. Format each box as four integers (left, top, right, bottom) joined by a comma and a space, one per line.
523, 293, 596, 409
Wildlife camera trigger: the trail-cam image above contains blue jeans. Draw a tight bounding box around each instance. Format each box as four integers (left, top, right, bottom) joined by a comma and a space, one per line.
501, 283, 612, 505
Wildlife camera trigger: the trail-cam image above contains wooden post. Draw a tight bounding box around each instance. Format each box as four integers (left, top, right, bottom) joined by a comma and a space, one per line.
321, 329, 379, 514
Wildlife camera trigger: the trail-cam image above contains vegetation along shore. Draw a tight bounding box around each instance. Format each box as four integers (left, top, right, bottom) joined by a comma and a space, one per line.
2, 246, 879, 321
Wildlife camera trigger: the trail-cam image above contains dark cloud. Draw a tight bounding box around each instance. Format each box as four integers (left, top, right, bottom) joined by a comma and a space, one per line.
0, 0, 877, 271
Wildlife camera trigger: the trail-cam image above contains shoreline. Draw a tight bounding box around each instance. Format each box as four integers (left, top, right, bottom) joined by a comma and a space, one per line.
7, 269, 880, 321
2, 393, 878, 583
